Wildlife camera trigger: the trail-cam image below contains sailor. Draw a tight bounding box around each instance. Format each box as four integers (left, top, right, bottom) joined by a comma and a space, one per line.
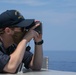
0, 10, 43, 73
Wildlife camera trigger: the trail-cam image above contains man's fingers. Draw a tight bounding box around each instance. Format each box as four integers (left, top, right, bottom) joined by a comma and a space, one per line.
30, 22, 40, 30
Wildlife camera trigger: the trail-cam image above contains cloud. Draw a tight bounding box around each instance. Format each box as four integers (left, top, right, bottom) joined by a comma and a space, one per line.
20, 9, 76, 27
46, 12, 76, 26
49, 0, 76, 7
0, 0, 48, 6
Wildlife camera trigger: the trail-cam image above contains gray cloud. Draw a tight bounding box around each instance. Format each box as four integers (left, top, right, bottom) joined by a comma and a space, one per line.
22, 10, 76, 26
0, 0, 49, 6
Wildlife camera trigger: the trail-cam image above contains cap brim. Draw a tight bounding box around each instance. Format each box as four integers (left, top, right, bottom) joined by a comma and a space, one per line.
16, 19, 35, 28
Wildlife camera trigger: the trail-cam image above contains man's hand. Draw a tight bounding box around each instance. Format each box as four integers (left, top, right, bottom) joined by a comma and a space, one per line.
23, 22, 41, 43
33, 21, 42, 42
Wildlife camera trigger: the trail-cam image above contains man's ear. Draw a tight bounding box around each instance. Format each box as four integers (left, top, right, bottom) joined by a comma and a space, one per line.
4, 27, 13, 34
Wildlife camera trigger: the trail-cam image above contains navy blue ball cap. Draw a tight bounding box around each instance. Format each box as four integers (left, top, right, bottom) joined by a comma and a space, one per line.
0, 10, 35, 28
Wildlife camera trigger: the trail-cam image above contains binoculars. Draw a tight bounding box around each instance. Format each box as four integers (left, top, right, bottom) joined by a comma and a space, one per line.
25, 19, 42, 34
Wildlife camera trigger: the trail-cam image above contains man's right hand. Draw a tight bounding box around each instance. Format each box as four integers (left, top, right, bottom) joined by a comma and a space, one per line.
23, 30, 37, 43
23, 22, 40, 43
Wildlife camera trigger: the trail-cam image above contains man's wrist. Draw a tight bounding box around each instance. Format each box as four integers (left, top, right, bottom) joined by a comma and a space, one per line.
34, 40, 44, 45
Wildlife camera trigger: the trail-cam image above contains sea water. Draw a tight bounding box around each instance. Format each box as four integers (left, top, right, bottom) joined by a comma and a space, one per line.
43, 51, 76, 72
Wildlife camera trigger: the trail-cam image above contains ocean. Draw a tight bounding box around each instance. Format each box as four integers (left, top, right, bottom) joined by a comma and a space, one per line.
43, 51, 76, 72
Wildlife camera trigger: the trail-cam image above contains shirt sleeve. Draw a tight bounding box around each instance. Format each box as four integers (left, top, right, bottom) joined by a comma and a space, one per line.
0, 51, 10, 72
22, 51, 33, 69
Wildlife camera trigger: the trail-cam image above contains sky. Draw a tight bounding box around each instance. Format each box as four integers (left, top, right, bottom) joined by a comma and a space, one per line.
0, 0, 76, 51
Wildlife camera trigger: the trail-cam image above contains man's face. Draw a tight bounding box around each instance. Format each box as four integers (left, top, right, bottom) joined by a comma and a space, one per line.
12, 27, 26, 44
